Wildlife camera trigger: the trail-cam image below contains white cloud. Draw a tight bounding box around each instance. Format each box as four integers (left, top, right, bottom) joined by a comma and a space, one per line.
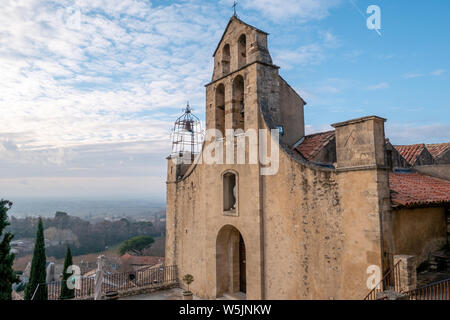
273, 30, 341, 69
274, 44, 325, 69
386, 123, 450, 145
430, 69, 445, 76
0, 0, 227, 198
319, 30, 341, 48
0, 0, 222, 155
305, 124, 334, 135
403, 73, 424, 79
225, 0, 341, 22
367, 82, 389, 90
404, 69, 446, 79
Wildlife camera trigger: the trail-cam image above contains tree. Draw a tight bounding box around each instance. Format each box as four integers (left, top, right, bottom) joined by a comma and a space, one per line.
118, 236, 154, 256
0, 200, 16, 300
182, 274, 194, 293
24, 218, 48, 300
60, 246, 75, 300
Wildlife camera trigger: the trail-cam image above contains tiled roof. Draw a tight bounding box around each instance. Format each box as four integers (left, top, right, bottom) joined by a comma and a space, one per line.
393, 144, 426, 166
426, 143, 450, 159
294, 131, 335, 161
389, 172, 450, 208
120, 254, 165, 266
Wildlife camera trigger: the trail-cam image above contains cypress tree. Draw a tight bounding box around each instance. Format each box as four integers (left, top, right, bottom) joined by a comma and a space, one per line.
24, 218, 48, 300
60, 246, 75, 300
0, 200, 16, 300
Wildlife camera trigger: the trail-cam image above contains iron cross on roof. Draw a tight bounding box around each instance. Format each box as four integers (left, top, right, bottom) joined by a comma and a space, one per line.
233, 1, 238, 17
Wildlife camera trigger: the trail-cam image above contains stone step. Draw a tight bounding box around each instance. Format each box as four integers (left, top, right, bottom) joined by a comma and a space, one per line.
221, 292, 247, 300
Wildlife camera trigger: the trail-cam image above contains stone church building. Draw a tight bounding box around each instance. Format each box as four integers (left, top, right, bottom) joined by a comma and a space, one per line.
165, 17, 450, 300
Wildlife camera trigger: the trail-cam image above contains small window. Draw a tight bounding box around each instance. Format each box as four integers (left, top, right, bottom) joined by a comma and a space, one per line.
223, 172, 237, 213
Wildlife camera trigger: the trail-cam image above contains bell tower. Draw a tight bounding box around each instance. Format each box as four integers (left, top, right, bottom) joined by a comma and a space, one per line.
167, 104, 203, 182
205, 16, 306, 147
205, 16, 274, 142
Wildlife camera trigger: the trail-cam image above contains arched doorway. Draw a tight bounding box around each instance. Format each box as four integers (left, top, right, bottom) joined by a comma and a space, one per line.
216, 225, 246, 297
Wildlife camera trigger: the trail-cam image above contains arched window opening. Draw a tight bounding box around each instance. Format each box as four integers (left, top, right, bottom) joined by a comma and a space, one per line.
222, 44, 230, 75
223, 172, 237, 212
232, 76, 245, 132
238, 34, 247, 68
215, 84, 225, 137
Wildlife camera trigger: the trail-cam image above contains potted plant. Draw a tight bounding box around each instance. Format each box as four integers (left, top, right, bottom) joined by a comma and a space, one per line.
182, 274, 194, 300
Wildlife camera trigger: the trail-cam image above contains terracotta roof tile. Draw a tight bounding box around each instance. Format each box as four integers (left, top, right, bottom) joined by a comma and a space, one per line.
389, 172, 450, 208
393, 144, 426, 166
295, 131, 335, 161
426, 143, 450, 159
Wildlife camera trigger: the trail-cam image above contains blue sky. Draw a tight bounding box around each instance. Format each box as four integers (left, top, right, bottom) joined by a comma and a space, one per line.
0, 0, 449, 201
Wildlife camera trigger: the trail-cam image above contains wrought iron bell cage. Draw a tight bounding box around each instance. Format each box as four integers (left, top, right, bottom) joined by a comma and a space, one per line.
171, 103, 203, 157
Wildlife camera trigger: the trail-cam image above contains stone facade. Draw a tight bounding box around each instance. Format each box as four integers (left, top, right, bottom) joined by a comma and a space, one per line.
165, 17, 449, 300
414, 165, 450, 180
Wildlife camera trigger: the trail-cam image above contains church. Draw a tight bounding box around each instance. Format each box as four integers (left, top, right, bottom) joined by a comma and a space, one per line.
165, 16, 450, 300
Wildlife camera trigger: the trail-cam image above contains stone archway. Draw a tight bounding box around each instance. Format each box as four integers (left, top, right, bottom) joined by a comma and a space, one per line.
216, 225, 246, 297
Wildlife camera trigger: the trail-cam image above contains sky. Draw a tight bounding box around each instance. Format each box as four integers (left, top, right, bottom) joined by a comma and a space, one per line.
0, 0, 449, 202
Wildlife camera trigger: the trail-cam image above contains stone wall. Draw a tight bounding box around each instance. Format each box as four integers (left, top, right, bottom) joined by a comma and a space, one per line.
392, 207, 447, 265
386, 141, 410, 169
261, 145, 343, 299
413, 165, 450, 180
414, 148, 435, 166
435, 150, 450, 165
278, 76, 305, 146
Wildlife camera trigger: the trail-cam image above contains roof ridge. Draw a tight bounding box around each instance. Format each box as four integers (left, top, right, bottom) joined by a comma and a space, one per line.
305, 130, 335, 137
425, 142, 450, 158
394, 143, 425, 147
426, 142, 450, 146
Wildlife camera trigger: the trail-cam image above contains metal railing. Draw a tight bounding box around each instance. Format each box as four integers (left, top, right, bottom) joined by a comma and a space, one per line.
405, 278, 450, 300
364, 261, 401, 300
37, 277, 95, 300
102, 265, 178, 293
31, 265, 178, 300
